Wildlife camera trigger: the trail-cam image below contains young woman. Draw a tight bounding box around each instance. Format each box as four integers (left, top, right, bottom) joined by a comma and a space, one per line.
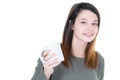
31, 2, 104, 80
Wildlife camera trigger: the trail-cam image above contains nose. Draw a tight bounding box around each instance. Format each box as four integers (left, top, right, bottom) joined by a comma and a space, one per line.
88, 25, 93, 31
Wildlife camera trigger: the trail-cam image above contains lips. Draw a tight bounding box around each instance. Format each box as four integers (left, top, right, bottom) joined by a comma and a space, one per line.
82, 33, 94, 37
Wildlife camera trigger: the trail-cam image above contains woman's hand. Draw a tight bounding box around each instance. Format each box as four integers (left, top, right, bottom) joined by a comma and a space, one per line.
42, 50, 61, 80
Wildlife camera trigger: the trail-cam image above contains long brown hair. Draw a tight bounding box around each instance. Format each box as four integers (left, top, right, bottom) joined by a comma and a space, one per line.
61, 2, 100, 69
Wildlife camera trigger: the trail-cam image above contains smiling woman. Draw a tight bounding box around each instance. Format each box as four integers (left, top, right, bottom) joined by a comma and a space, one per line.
31, 2, 104, 80
1, 0, 120, 80
71, 10, 99, 43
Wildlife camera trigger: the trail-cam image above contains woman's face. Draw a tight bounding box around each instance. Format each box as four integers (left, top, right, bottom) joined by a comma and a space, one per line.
72, 10, 99, 43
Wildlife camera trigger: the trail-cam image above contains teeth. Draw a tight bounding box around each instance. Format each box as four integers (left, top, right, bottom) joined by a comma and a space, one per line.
83, 33, 93, 36
86, 33, 93, 36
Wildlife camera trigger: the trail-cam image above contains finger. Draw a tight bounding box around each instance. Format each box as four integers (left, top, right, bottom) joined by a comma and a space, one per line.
41, 49, 51, 57
44, 52, 57, 61
50, 61, 61, 68
45, 58, 60, 67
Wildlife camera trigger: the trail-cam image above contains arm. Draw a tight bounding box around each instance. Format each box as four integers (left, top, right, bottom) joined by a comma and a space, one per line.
31, 59, 47, 80
31, 50, 61, 80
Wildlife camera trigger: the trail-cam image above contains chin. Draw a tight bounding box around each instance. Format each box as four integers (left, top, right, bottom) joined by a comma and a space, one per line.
84, 38, 94, 43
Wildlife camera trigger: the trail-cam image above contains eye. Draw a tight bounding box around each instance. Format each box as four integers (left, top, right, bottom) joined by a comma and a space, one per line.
92, 23, 98, 26
80, 21, 87, 24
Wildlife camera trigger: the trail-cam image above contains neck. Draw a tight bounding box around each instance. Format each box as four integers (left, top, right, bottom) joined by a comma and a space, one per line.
72, 39, 87, 58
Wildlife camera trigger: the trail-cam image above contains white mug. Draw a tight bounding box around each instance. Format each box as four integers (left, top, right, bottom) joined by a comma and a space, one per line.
40, 42, 64, 63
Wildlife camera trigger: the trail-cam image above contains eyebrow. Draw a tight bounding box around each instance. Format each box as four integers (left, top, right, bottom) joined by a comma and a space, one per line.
79, 18, 87, 20
79, 18, 98, 22
93, 20, 98, 22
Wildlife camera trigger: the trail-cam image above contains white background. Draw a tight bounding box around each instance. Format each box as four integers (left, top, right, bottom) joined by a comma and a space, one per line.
0, 0, 120, 80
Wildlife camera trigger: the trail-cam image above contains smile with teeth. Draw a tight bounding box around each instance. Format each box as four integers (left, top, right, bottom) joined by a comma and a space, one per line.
82, 33, 94, 37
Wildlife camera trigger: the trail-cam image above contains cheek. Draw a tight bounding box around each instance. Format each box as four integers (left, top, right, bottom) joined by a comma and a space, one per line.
95, 28, 99, 33
73, 27, 83, 34
94, 26, 98, 32
94, 29, 99, 36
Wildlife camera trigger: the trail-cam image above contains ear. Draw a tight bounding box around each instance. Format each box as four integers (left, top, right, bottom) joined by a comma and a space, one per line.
69, 20, 74, 30
69, 20, 72, 24
71, 25, 74, 30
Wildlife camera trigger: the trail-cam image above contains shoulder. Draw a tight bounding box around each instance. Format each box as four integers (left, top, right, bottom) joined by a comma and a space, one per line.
96, 51, 104, 71
95, 51, 105, 79
96, 51, 104, 63
96, 51, 104, 72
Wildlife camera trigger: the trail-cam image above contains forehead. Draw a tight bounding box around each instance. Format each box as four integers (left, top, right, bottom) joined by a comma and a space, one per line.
77, 10, 98, 21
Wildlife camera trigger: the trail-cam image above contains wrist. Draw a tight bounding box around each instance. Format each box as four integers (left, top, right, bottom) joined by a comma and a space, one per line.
44, 68, 53, 80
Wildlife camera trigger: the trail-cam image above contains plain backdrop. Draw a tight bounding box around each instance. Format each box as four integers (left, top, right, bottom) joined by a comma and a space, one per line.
0, 0, 120, 80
